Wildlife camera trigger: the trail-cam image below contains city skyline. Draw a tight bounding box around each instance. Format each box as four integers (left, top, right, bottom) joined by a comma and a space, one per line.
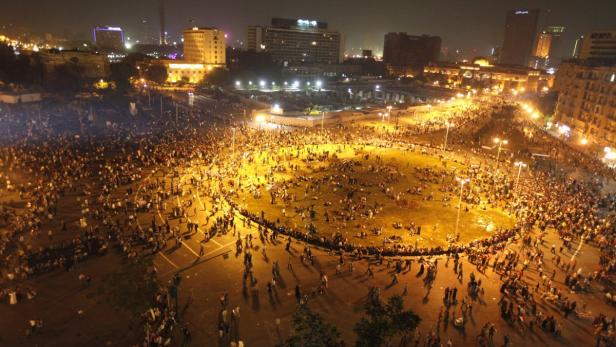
1, 0, 615, 59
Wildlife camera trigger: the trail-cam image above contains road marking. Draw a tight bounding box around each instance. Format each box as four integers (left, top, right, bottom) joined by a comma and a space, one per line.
210, 238, 223, 247
181, 241, 201, 257
159, 252, 179, 268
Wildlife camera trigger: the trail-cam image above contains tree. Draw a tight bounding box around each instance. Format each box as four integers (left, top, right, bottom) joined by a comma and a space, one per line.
354, 287, 420, 347
145, 64, 168, 84
204, 67, 231, 86
47, 63, 82, 93
280, 305, 344, 347
110, 62, 137, 93
0, 43, 45, 87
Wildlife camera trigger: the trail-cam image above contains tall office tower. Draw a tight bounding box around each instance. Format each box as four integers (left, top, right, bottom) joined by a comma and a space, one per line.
383, 32, 441, 68
579, 31, 616, 60
534, 31, 552, 58
93, 26, 124, 51
531, 26, 565, 68
499, 9, 540, 66
139, 19, 153, 44
183, 27, 226, 65
159, 0, 166, 45
247, 18, 343, 64
572, 35, 584, 58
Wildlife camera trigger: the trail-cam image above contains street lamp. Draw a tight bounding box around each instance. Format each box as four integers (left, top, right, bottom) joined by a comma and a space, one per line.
232, 127, 236, 158
443, 121, 454, 152
493, 137, 508, 164
454, 177, 470, 237
255, 114, 266, 129
321, 111, 325, 132
514, 161, 527, 191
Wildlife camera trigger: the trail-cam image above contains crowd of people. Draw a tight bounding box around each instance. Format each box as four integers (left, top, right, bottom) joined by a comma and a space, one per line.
0, 92, 615, 347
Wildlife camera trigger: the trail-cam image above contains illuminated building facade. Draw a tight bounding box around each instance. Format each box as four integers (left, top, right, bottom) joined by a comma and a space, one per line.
499, 9, 540, 66
247, 18, 343, 64
554, 61, 616, 146
183, 27, 226, 66
163, 62, 210, 84
534, 32, 552, 59
579, 31, 616, 60
423, 59, 554, 93
93, 26, 124, 51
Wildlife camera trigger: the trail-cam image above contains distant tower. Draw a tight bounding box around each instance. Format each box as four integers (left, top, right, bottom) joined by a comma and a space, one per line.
499, 9, 540, 66
159, 0, 166, 45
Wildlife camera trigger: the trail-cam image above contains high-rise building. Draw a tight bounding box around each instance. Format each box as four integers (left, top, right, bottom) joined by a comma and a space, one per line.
499, 9, 540, 66
139, 19, 155, 45
383, 32, 441, 74
572, 35, 584, 58
159, 0, 166, 45
183, 27, 226, 66
247, 18, 343, 64
93, 26, 124, 51
530, 26, 565, 69
534, 32, 552, 59
554, 61, 616, 146
579, 31, 616, 60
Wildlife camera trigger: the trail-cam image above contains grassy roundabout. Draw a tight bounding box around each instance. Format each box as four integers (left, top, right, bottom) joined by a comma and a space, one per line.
230, 144, 515, 249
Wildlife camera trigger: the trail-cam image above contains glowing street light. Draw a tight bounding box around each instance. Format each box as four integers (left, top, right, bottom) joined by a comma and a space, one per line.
235, 81, 241, 87
443, 121, 454, 152
557, 124, 570, 136
454, 177, 470, 237
271, 103, 282, 115
315, 80, 323, 89
580, 137, 589, 145
605, 147, 616, 160
259, 80, 266, 88
255, 114, 266, 123
493, 137, 508, 164
232, 127, 236, 158
514, 161, 527, 191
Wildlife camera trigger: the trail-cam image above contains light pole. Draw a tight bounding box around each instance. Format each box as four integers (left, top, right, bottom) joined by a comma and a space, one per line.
321, 111, 325, 132
255, 114, 265, 130
232, 127, 236, 158
514, 161, 527, 191
454, 177, 470, 238
493, 137, 508, 165
443, 121, 454, 152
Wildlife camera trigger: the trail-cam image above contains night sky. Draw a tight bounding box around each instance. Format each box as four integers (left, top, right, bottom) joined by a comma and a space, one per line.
2, 0, 615, 59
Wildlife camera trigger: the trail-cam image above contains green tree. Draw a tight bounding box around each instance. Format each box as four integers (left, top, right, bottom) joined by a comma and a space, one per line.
110, 62, 137, 92
145, 64, 168, 84
354, 288, 420, 347
204, 67, 231, 86
280, 305, 344, 347
47, 63, 83, 92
